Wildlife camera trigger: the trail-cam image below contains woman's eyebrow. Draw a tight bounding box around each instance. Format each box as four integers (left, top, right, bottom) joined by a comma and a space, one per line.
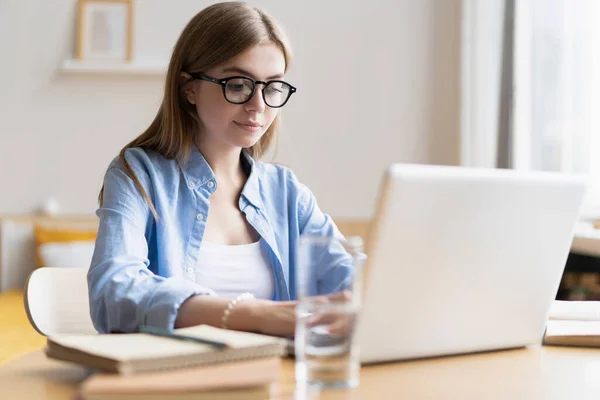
221, 66, 284, 80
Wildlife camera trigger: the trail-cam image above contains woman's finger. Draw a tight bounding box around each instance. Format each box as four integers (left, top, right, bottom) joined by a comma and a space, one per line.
328, 290, 351, 302
326, 317, 351, 335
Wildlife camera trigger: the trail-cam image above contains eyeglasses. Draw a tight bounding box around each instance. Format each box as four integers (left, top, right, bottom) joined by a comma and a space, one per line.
189, 72, 297, 108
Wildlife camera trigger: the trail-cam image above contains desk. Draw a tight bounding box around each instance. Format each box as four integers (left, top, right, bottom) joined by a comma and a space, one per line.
1, 346, 600, 399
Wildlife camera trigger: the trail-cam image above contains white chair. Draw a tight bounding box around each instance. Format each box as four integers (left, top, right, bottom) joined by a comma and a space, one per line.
24, 267, 96, 336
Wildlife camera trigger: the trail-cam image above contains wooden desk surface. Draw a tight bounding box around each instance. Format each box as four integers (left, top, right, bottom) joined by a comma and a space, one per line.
1, 346, 600, 399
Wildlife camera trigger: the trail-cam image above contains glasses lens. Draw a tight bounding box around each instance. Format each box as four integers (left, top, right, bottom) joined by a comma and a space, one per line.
225, 78, 254, 103
264, 81, 292, 107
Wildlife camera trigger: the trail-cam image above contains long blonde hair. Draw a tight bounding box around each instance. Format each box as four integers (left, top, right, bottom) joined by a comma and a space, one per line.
98, 2, 293, 219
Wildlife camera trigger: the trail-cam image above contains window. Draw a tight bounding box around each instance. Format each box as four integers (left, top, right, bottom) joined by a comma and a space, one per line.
514, 0, 600, 214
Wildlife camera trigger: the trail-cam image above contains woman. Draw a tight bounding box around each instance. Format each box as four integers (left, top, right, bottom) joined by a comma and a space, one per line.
88, 2, 351, 337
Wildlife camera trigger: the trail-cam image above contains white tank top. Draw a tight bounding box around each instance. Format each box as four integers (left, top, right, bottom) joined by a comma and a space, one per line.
194, 239, 274, 300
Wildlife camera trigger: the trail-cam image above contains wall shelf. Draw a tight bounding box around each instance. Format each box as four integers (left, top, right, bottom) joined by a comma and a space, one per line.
60, 59, 167, 76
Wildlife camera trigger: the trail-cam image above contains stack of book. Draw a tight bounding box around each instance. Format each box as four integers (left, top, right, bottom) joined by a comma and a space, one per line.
543, 300, 600, 348
45, 324, 288, 399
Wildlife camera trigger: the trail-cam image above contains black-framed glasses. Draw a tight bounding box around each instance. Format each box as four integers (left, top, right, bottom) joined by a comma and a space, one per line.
189, 72, 297, 108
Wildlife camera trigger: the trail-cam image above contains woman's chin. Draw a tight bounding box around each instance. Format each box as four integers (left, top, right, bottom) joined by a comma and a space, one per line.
233, 131, 265, 148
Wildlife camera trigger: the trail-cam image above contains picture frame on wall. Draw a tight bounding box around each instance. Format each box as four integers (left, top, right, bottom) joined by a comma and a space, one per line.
76, 0, 134, 61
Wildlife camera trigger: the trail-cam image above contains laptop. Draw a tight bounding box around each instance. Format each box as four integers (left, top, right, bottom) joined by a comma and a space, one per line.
354, 163, 587, 364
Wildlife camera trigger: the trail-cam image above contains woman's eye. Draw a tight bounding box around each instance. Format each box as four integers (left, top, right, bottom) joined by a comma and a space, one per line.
228, 84, 245, 92
266, 86, 282, 94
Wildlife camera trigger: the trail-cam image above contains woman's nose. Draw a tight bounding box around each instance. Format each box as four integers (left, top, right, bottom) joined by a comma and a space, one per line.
245, 86, 267, 113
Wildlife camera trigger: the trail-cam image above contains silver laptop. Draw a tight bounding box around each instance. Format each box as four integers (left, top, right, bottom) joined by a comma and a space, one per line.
355, 163, 586, 364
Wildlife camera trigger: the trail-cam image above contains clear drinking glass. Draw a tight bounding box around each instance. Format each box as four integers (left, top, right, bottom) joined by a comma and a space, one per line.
294, 234, 365, 390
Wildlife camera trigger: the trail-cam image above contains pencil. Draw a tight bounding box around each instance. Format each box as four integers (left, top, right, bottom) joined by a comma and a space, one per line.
138, 325, 229, 350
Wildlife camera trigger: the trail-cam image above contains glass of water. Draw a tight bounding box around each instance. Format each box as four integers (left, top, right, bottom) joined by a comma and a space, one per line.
294, 234, 365, 390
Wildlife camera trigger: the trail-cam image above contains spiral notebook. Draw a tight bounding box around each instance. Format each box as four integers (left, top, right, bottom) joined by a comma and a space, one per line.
45, 325, 287, 375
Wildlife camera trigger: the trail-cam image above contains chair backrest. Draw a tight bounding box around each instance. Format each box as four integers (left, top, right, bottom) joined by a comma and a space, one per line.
24, 267, 96, 336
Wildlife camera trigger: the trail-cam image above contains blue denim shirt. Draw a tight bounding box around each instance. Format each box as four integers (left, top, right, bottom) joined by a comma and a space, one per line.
88, 146, 351, 333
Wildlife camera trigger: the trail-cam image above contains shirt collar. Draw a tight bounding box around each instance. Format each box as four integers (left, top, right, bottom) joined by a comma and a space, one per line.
180, 145, 262, 210
180, 145, 216, 188
240, 150, 262, 210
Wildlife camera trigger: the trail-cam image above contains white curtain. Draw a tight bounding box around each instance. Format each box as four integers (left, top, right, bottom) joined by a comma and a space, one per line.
463, 0, 600, 217
460, 0, 509, 168
513, 0, 600, 216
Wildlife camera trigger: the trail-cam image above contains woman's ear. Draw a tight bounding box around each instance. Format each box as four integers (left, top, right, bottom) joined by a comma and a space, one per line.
180, 72, 197, 105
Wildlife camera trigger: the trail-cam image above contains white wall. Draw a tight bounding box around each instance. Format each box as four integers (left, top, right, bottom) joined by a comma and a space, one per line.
460, 0, 506, 168
0, 0, 461, 219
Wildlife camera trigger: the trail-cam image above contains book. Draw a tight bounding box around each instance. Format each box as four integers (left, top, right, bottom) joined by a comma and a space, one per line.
543, 300, 600, 348
79, 356, 280, 400
548, 300, 600, 321
45, 324, 287, 375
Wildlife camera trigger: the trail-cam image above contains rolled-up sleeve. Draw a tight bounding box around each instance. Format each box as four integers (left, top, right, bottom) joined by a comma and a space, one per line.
88, 158, 214, 333
296, 182, 355, 295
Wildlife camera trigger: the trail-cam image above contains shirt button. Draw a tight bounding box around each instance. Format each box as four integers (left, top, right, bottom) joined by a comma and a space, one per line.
187, 267, 194, 274
196, 213, 205, 221
188, 182, 195, 189
207, 181, 215, 189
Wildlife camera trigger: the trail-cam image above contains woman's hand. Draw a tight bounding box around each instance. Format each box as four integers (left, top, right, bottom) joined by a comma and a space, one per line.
250, 299, 297, 337
307, 290, 353, 335
248, 290, 352, 337
175, 291, 349, 337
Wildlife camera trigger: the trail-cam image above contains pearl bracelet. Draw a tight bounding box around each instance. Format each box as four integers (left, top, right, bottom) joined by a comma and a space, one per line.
221, 292, 255, 329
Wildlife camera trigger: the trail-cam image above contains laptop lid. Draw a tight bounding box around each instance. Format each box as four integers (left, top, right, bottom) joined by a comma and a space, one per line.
357, 164, 586, 364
